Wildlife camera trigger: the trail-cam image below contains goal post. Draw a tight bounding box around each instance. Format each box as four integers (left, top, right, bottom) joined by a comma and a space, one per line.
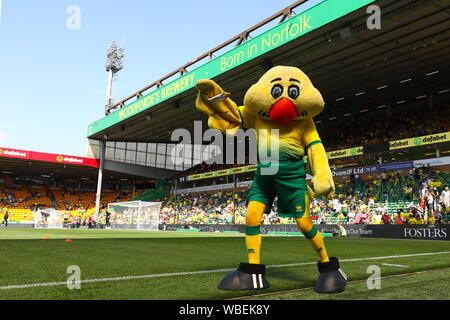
107, 201, 161, 230
33, 208, 64, 229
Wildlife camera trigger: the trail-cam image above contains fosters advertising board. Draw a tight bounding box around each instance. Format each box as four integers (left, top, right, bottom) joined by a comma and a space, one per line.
87, 0, 376, 137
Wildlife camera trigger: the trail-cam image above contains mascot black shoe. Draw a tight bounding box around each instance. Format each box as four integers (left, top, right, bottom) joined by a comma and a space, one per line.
218, 262, 270, 290
314, 257, 347, 294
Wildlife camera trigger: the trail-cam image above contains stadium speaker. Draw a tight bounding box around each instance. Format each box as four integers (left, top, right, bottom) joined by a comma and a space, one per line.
172, 101, 181, 109
260, 59, 273, 72
339, 26, 352, 39
363, 142, 390, 154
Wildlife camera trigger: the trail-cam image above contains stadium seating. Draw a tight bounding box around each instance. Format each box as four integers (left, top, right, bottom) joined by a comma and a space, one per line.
318, 104, 449, 152
160, 170, 449, 225
0, 186, 52, 210
1, 185, 142, 222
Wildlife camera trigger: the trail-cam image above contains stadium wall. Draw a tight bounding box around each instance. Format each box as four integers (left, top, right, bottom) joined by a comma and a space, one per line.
4, 223, 447, 240
161, 224, 449, 241
333, 164, 450, 183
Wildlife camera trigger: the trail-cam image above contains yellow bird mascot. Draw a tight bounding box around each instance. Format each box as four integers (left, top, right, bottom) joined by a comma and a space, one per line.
195, 65, 347, 293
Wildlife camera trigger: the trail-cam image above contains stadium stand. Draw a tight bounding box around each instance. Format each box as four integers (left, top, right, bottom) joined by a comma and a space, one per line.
0, 185, 142, 223
159, 169, 450, 226
318, 103, 449, 152
1, 103, 448, 228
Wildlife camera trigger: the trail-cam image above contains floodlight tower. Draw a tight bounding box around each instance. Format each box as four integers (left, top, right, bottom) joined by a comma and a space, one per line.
104, 41, 124, 115
94, 41, 124, 219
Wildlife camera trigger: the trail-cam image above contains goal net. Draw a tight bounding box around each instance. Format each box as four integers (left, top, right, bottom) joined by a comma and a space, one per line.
107, 201, 161, 230
33, 208, 64, 228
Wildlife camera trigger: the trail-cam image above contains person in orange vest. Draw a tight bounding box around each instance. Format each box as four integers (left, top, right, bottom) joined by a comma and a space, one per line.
394, 210, 403, 225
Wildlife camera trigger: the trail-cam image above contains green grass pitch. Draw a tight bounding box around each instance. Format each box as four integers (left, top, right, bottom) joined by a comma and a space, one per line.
0, 228, 449, 300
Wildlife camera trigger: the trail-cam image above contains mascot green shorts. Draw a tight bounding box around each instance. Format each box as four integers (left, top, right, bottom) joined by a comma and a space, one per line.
247, 159, 309, 219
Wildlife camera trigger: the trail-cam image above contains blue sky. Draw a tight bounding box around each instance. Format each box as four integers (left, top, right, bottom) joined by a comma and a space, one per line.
0, 0, 321, 157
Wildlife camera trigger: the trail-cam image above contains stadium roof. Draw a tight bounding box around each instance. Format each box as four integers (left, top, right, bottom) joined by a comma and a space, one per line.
86, 0, 449, 144
0, 147, 149, 182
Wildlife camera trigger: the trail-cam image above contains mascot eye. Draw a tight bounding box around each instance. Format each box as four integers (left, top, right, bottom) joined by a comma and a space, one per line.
271, 85, 283, 99
288, 85, 299, 99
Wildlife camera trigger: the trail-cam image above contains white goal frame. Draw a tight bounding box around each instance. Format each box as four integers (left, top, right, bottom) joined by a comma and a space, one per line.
33, 208, 64, 229
107, 200, 162, 230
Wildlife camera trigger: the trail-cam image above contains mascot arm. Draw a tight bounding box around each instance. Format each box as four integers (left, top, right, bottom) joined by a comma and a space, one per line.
195, 79, 243, 135
303, 118, 335, 200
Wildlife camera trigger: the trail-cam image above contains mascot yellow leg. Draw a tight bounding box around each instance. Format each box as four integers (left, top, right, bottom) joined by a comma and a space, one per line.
295, 194, 329, 263
217, 201, 270, 290
245, 201, 265, 264
295, 194, 346, 294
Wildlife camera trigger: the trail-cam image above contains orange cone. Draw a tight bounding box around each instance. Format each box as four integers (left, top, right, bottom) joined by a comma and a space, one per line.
43, 236, 51, 239
65, 239, 72, 242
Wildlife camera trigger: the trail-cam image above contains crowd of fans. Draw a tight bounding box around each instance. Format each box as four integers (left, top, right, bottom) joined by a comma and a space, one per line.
317, 104, 449, 152
159, 168, 450, 225
0, 185, 141, 225
0, 185, 52, 210
176, 104, 449, 177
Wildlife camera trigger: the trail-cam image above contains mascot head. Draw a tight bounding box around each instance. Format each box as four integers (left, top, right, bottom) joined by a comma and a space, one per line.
243, 66, 324, 127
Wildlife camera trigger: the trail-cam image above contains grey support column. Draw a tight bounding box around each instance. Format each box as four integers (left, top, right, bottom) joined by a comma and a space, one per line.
95, 140, 106, 218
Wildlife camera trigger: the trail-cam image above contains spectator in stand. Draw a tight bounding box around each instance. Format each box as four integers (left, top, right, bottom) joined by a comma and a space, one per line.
419, 197, 426, 213
347, 208, 355, 224
436, 217, 447, 224
408, 213, 418, 224
432, 188, 440, 217
382, 189, 389, 202
441, 186, 449, 216
427, 212, 436, 225
425, 190, 434, 218
416, 214, 424, 224
420, 184, 428, 199
382, 211, 391, 224
404, 184, 412, 200
371, 210, 382, 224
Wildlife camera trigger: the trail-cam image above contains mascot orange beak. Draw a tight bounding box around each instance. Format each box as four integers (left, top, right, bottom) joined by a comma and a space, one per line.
269, 97, 298, 127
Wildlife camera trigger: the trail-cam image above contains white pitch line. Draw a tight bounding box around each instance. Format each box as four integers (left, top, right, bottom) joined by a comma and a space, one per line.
382, 263, 409, 268
0, 251, 449, 290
